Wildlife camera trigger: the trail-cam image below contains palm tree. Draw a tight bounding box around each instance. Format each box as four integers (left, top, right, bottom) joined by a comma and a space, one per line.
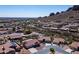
50, 34, 54, 45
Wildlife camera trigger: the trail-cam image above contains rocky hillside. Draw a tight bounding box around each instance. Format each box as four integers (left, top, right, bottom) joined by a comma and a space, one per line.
38, 5, 79, 23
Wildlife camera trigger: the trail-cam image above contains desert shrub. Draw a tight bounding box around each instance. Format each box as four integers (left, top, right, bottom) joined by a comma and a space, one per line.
24, 29, 32, 34
56, 12, 60, 15
12, 27, 16, 32
25, 35, 39, 39
0, 39, 6, 45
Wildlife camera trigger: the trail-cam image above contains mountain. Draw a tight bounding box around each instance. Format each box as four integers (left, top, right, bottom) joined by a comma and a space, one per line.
37, 5, 79, 23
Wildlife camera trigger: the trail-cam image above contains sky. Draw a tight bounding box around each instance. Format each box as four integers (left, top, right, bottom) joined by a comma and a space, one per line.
0, 5, 73, 17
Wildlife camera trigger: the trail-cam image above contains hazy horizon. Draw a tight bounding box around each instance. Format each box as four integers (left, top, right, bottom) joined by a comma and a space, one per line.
0, 5, 72, 17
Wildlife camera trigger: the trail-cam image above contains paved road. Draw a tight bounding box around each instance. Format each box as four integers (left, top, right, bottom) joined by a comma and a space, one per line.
34, 44, 69, 54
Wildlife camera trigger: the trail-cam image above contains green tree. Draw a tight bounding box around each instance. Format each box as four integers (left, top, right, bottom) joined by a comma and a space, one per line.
50, 48, 55, 54
12, 27, 16, 32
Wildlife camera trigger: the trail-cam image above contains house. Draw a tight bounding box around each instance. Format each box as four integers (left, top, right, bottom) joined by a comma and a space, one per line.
53, 38, 65, 44
0, 28, 8, 35
28, 48, 38, 53
0, 40, 24, 54
0, 41, 15, 54
71, 51, 79, 54
23, 39, 40, 49
19, 48, 31, 54
8, 33, 24, 39
69, 42, 79, 50
38, 36, 51, 43
63, 45, 73, 53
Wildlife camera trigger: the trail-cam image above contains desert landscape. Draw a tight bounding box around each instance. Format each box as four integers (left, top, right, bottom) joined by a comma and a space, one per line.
0, 5, 79, 54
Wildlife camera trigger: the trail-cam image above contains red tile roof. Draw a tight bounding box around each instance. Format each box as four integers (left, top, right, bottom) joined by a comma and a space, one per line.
23, 39, 40, 47
38, 36, 51, 41
72, 51, 79, 54
53, 38, 65, 44
70, 42, 79, 49
19, 48, 31, 54
0, 41, 14, 53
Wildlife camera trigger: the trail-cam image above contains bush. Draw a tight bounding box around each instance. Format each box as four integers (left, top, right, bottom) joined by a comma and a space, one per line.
56, 12, 60, 15
50, 48, 55, 54
12, 27, 16, 32
49, 12, 55, 16
0, 39, 6, 45
25, 35, 39, 39
24, 29, 32, 34
61, 11, 65, 13
64, 36, 74, 45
